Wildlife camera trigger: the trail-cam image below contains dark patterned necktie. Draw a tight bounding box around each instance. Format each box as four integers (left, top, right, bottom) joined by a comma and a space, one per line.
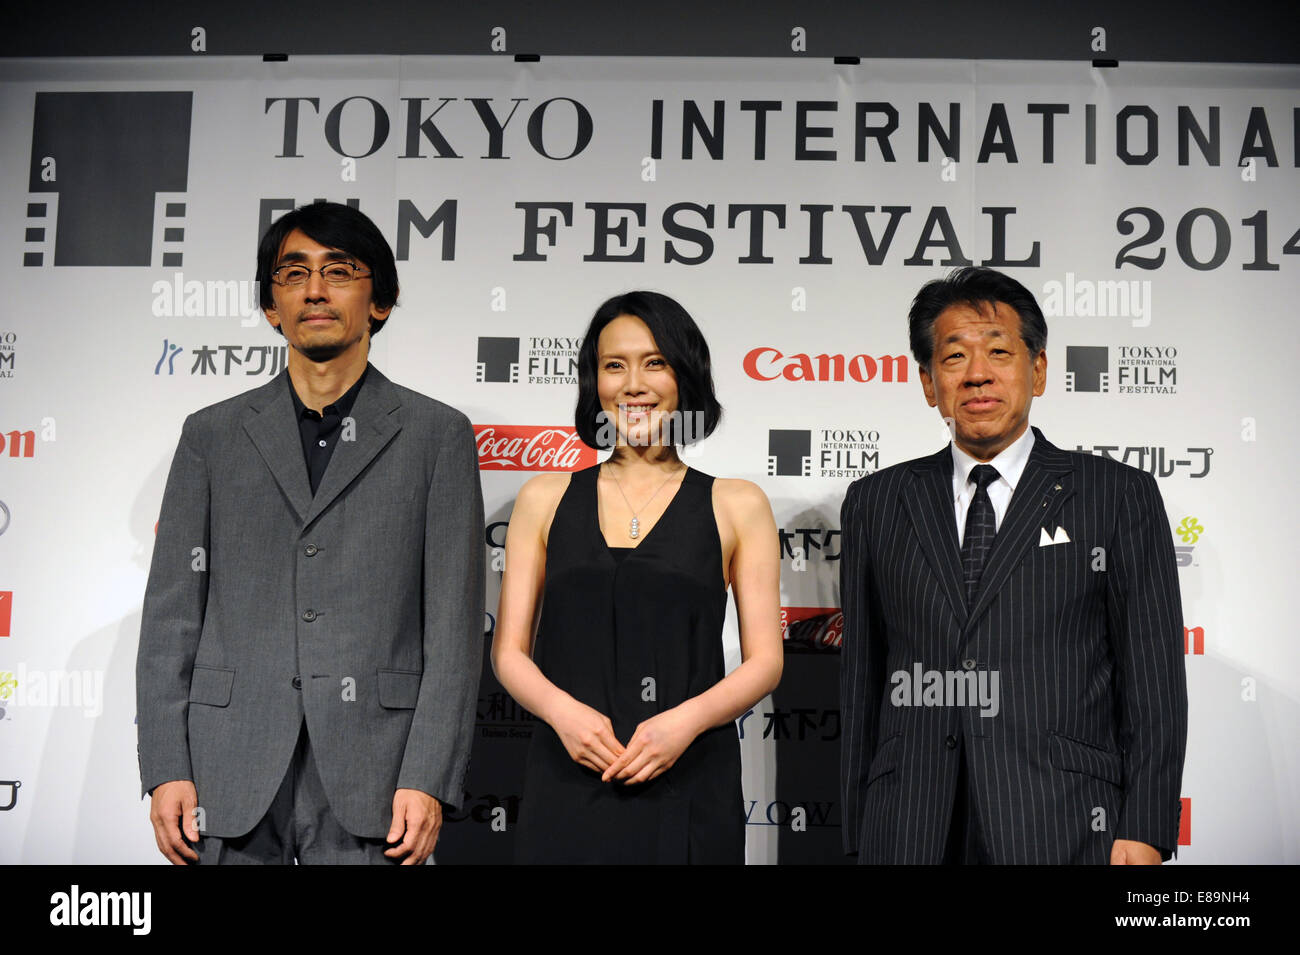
961, 464, 1001, 603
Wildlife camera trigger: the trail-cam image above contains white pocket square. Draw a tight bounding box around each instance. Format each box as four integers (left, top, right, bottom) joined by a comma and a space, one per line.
1039, 526, 1071, 546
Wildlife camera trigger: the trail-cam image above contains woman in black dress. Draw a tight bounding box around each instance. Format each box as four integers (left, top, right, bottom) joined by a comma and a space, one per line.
492, 291, 783, 864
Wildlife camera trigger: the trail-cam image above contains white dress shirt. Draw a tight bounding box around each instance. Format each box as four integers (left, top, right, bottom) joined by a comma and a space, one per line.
950, 426, 1035, 547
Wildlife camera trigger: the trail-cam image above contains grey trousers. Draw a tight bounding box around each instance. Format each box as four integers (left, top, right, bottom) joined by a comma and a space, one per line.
193, 723, 417, 865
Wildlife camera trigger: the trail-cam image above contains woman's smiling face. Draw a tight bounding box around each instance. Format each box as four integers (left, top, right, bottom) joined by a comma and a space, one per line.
596, 314, 680, 447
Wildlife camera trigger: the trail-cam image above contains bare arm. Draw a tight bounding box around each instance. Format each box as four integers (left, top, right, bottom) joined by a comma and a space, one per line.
490, 475, 625, 772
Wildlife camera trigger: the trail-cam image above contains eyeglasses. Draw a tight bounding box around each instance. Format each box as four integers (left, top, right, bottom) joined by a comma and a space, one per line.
271, 262, 372, 287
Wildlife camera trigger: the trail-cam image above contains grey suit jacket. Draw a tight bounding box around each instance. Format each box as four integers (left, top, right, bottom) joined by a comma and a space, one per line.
136, 365, 485, 839
840, 428, 1188, 863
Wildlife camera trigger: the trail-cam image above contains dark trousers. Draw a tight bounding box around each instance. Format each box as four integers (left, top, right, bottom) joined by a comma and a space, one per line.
194, 723, 410, 865
942, 741, 991, 865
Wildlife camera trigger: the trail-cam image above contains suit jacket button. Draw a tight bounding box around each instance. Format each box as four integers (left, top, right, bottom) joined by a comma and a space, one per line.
302, 609, 316, 622
962, 658, 976, 670
304, 544, 318, 557
291, 676, 302, 690
945, 734, 958, 749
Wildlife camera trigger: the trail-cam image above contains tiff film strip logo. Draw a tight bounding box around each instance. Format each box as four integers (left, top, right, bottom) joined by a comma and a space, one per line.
25, 91, 193, 268
767, 429, 812, 477
1064, 345, 1109, 393
476, 337, 521, 383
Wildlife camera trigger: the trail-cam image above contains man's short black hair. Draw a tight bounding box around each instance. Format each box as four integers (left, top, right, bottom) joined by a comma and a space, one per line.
574, 291, 723, 450
908, 266, 1047, 370
256, 202, 399, 338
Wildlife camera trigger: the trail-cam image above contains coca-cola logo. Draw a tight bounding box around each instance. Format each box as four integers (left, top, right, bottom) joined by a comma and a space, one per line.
780, 606, 843, 651
474, 424, 597, 472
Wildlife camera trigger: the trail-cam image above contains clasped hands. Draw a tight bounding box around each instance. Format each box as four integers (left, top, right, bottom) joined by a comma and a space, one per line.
551, 698, 699, 785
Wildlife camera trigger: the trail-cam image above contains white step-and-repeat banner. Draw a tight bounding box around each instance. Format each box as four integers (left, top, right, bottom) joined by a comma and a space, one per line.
1, 56, 1296, 863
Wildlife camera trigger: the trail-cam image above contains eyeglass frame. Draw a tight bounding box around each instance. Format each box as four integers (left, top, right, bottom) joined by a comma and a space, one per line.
270, 261, 373, 287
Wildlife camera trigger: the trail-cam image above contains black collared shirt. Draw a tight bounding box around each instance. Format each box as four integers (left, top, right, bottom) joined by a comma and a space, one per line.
288, 367, 369, 495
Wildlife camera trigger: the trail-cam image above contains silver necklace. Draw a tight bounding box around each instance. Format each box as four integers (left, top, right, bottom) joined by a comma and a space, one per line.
604, 462, 685, 539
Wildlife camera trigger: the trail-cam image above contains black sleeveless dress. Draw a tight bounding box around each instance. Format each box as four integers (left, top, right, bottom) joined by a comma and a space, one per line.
514, 465, 744, 864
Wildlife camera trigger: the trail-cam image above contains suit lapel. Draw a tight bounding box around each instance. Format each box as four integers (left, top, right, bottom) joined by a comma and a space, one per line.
964, 427, 1076, 631
901, 447, 968, 626
302, 366, 402, 529
243, 374, 313, 525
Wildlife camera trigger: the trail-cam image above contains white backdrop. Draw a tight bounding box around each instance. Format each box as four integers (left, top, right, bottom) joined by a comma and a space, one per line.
0, 55, 1296, 863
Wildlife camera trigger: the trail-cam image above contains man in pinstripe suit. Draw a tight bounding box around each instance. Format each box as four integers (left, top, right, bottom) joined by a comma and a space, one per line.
839, 267, 1187, 864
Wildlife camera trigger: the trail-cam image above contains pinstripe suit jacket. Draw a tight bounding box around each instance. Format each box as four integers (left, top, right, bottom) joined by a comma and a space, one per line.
839, 427, 1187, 864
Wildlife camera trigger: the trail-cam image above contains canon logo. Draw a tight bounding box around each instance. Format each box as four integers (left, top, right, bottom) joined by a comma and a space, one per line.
743, 347, 908, 383
1, 430, 36, 458
474, 425, 596, 472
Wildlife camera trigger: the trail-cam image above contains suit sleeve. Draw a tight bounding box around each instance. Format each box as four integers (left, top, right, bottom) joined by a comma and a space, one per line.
839, 478, 887, 856
1106, 468, 1188, 859
397, 412, 486, 809
136, 414, 210, 796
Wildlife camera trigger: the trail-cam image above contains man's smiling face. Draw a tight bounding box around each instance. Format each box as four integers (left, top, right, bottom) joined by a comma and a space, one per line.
919, 300, 1047, 461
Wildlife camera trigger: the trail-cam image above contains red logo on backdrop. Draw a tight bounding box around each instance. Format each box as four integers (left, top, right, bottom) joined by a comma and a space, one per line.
743, 348, 909, 383
0, 591, 11, 637
1183, 626, 1204, 655
780, 606, 842, 650
474, 425, 596, 472
1, 429, 37, 458
1179, 797, 1191, 846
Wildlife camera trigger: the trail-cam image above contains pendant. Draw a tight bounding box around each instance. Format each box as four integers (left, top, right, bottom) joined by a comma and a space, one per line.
629, 516, 640, 539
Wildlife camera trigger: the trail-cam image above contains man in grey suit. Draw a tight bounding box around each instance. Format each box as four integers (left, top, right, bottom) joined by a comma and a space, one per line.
840, 266, 1187, 864
137, 202, 484, 864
